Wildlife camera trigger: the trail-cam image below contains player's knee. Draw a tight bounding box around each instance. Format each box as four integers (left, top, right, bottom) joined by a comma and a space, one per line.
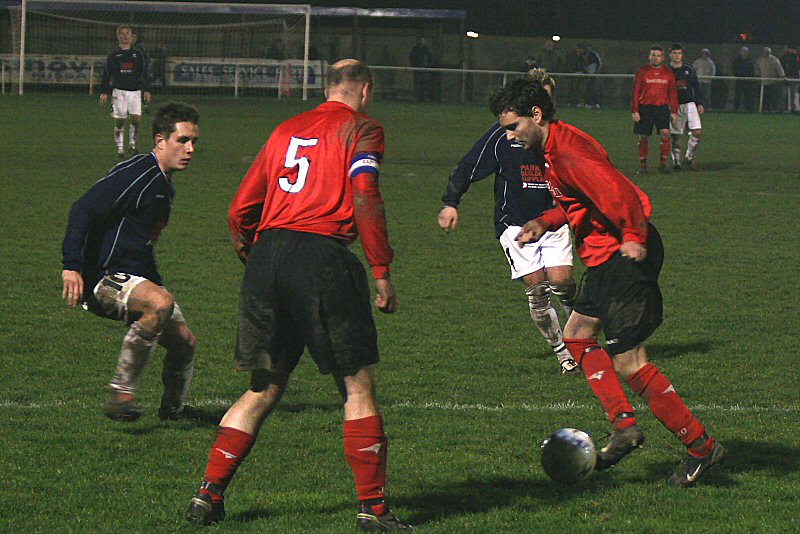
563, 338, 600, 366
691, 130, 702, 138
525, 282, 551, 312
146, 292, 175, 329
549, 281, 577, 308
115, 119, 125, 128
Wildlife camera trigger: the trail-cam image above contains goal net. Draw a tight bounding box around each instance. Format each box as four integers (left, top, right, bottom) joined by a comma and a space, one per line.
5, 0, 317, 99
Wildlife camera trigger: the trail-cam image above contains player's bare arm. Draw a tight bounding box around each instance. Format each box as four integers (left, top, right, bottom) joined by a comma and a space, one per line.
373, 278, 397, 314
515, 218, 548, 244
619, 240, 647, 261
437, 205, 458, 231
61, 269, 84, 307
99, 93, 108, 104
632, 112, 641, 122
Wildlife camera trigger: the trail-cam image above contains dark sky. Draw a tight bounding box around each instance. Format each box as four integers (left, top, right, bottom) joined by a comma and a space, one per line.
298, 0, 799, 44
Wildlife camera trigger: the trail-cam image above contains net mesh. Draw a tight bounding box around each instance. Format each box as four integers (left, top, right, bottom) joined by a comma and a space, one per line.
6, 1, 315, 97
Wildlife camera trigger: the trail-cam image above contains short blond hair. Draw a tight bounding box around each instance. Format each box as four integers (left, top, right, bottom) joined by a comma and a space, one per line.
528, 68, 556, 99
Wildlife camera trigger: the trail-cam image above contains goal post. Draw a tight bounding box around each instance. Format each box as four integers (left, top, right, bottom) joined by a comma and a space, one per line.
7, 0, 315, 99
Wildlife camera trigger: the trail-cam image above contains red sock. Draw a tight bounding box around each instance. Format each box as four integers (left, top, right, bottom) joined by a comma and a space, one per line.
344, 415, 387, 510
638, 137, 649, 163
202, 426, 256, 502
564, 339, 635, 429
659, 136, 670, 162
626, 363, 706, 447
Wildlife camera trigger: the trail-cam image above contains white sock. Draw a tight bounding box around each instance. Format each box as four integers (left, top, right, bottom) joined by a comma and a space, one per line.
114, 127, 124, 153
109, 321, 160, 394
686, 133, 700, 160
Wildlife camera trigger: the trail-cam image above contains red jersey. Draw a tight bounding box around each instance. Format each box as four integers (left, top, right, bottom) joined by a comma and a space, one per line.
631, 64, 678, 113
228, 100, 393, 278
537, 121, 652, 267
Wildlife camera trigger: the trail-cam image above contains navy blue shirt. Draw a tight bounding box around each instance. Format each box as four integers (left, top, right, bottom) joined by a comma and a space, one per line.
62, 153, 173, 295
442, 123, 555, 238
670, 63, 702, 106
101, 47, 150, 93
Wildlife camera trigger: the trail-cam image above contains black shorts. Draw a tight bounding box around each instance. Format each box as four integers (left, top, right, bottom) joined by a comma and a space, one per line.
235, 229, 379, 375
573, 223, 664, 355
633, 104, 671, 135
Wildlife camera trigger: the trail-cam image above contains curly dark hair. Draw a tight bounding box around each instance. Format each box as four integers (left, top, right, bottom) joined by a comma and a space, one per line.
151, 102, 199, 141
488, 78, 555, 120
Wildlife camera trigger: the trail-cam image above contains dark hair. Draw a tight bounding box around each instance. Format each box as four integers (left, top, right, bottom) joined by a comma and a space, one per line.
670, 43, 683, 52
488, 77, 555, 121
650, 45, 664, 52
152, 102, 199, 141
327, 59, 373, 87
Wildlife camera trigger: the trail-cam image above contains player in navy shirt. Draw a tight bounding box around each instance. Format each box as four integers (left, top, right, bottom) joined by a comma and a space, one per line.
62, 102, 201, 422
437, 70, 578, 375
668, 43, 704, 171
100, 25, 151, 159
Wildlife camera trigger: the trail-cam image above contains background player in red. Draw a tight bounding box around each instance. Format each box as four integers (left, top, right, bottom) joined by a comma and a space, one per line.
490, 77, 725, 487
631, 45, 678, 175
186, 59, 410, 531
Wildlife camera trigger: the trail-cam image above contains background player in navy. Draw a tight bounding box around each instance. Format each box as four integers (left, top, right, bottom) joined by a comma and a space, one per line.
186, 60, 410, 531
491, 77, 725, 488
100, 25, 151, 159
62, 102, 200, 422
437, 70, 578, 375
668, 43, 704, 171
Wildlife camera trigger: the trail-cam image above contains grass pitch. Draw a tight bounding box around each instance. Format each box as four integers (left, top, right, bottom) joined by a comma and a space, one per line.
1, 93, 799, 533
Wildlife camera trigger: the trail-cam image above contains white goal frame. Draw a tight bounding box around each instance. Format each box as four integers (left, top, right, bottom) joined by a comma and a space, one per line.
12, 0, 313, 99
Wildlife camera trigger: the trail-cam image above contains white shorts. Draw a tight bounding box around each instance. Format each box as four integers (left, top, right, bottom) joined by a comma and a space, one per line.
111, 88, 142, 119
670, 102, 701, 134
86, 272, 184, 324
498, 224, 573, 280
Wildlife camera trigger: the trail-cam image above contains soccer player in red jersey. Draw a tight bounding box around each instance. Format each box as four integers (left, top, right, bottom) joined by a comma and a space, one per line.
631, 45, 678, 174
185, 60, 410, 531
490, 77, 726, 487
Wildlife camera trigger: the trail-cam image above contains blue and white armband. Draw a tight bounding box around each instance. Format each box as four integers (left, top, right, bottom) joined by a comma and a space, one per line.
349, 152, 381, 178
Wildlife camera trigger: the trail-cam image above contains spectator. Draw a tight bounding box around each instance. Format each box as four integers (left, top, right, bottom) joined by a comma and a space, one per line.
150, 43, 167, 89
692, 48, 715, 109
779, 45, 800, 113
376, 45, 398, 100
732, 46, 756, 111
584, 44, 602, 108
710, 63, 729, 111
409, 36, 434, 102
267, 37, 287, 60
537, 39, 563, 73
521, 55, 538, 74
568, 43, 587, 107
755, 47, 785, 112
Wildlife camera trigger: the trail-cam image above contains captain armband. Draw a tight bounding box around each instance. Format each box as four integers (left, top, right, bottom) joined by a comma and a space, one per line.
349, 152, 381, 178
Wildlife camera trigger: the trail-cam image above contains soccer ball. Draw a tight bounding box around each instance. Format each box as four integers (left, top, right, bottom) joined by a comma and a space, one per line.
540, 428, 597, 483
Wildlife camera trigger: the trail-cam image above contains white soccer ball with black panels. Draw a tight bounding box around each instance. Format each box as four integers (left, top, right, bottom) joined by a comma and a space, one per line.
540, 428, 597, 483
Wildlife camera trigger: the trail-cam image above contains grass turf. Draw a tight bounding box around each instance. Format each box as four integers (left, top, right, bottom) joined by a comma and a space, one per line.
0, 93, 798, 532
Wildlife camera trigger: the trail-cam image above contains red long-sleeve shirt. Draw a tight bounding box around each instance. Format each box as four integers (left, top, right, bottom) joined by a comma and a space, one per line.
228, 101, 393, 279
536, 121, 652, 267
631, 64, 678, 113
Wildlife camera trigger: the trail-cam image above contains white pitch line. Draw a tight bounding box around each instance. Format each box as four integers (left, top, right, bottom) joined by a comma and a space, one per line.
0, 398, 797, 414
